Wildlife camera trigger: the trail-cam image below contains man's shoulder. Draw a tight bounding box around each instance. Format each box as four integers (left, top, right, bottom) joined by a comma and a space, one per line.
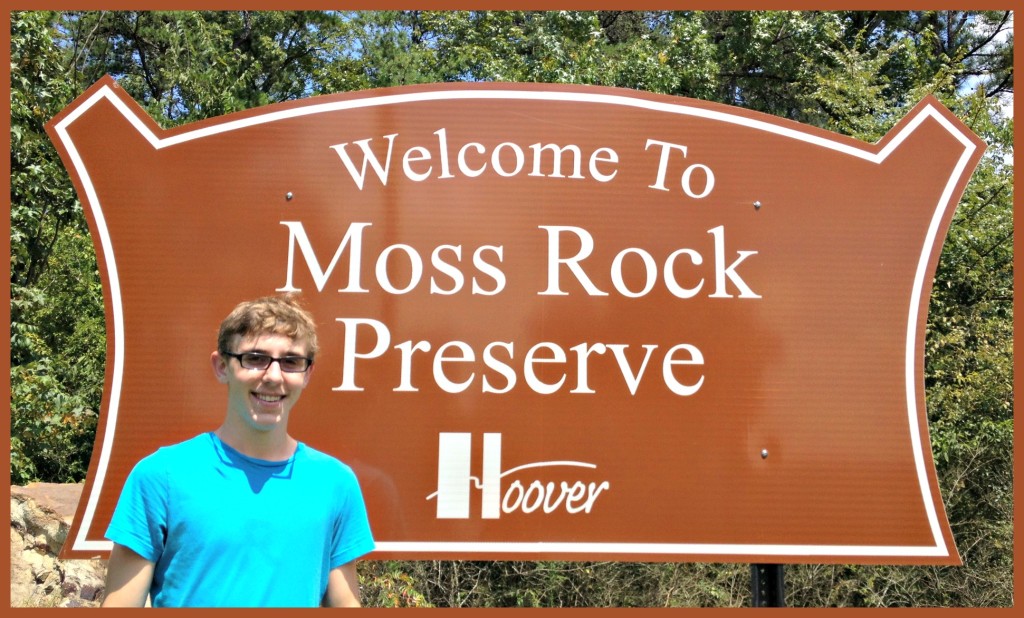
296, 443, 359, 479
119, 434, 214, 492
155, 432, 212, 454
135, 433, 213, 468
297, 442, 347, 467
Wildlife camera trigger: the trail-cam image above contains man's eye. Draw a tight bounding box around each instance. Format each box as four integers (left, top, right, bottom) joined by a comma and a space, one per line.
280, 357, 308, 371
241, 353, 271, 368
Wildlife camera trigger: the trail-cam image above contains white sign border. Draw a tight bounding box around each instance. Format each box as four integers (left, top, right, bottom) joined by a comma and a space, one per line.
53, 82, 978, 560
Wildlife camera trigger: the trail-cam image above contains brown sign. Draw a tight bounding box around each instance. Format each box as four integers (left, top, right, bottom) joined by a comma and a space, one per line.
48, 77, 984, 564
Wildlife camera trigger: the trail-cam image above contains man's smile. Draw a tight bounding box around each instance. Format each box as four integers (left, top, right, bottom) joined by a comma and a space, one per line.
252, 392, 286, 405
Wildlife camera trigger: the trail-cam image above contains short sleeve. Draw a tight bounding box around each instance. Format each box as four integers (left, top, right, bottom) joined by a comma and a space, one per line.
330, 466, 376, 568
105, 453, 170, 563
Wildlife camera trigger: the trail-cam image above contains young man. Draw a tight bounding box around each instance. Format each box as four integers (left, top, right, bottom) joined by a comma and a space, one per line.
101, 295, 375, 607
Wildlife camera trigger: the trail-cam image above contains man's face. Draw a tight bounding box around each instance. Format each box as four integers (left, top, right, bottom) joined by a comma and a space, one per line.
212, 333, 313, 433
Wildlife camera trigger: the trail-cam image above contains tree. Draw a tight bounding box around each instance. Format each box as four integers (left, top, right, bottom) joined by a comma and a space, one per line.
60, 10, 355, 124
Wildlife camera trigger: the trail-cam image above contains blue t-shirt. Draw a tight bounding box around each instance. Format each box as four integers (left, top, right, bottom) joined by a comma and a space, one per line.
105, 433, 375, 607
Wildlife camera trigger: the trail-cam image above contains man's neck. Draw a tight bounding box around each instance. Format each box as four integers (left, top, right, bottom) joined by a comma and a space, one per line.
214, 423, 298, 461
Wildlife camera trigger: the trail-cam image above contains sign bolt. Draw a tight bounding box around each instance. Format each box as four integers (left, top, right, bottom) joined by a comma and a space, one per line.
286, 192, 294, 201
761, 449, 769, 459
754, 200, 762, 210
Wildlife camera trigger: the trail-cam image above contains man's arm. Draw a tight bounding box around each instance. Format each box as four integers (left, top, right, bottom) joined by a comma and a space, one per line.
101, 543, 155, 607
323, 562, 362, 607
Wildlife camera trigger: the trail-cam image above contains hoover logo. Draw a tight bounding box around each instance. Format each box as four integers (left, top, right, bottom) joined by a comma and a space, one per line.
429, 433, 611, 519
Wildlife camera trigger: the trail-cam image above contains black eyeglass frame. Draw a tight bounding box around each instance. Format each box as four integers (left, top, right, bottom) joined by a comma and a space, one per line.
222, 351, 314, 373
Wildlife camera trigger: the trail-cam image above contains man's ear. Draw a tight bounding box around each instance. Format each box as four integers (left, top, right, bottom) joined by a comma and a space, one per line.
211, 351, 229, 383
302, 363, 315, 387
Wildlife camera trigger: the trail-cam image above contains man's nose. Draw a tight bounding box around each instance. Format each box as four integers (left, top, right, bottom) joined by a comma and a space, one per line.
261, 359, 285, 380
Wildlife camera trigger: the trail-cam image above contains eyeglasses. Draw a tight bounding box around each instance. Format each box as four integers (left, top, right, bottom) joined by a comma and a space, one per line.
223, 351, 313, 373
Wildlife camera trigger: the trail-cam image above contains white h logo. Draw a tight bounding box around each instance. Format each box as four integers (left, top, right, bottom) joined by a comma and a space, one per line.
436, 432, 503, 519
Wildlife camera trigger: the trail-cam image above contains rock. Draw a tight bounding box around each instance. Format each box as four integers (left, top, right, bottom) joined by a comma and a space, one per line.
9, 483, 107, 608
10, 526, 37, 607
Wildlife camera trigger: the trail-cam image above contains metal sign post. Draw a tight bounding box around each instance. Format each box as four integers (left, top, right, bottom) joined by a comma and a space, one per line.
751, 564, 785, 607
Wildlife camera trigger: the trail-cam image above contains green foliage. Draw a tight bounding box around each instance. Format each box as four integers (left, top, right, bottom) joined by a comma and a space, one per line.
11, 360, 98, 485
62, 11, 353, 125
359, 561, 751, 607
10, 11, 103, 484
358, 562, 431, 607
10, 11, 79, 293
9, 9, 1013, 607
